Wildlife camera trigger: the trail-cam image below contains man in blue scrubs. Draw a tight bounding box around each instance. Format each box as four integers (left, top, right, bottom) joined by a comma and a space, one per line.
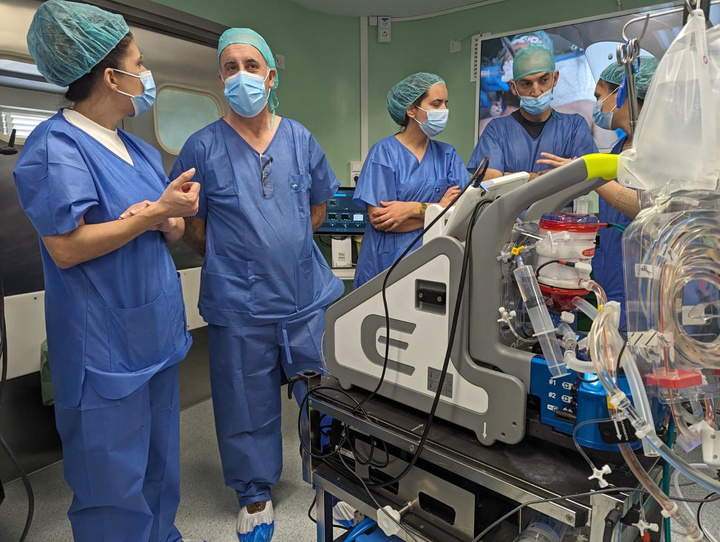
468, 44, 597, 179
172, 28, 343, 542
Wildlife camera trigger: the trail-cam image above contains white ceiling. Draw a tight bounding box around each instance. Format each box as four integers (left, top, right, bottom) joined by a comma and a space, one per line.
286, 0, 495, 18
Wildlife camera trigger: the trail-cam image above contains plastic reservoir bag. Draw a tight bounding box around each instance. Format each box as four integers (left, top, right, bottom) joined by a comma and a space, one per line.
617, 10, 720, 193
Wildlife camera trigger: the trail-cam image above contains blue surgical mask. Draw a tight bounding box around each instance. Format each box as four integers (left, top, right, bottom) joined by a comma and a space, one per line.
519, 89, 553, 116
592, 88, 619, 131
114, 69, 156, 117
224, 70, 271, 118
415, 107, 449, 137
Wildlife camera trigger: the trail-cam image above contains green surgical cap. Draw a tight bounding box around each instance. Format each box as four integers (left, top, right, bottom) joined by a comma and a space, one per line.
513, 44, 556, 81
27, 0, 129, 87
599, 56, 659, 100
218, 28, 279, 113
386, 72, 445, 125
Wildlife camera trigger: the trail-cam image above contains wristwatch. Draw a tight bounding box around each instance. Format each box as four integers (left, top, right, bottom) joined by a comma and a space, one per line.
419, 202, 428, 217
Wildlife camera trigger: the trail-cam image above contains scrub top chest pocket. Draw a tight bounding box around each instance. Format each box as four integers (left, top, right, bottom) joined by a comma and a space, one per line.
289, 172, 312, 219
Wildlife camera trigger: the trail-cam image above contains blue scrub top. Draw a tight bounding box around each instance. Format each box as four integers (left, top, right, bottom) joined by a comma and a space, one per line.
594, 138, 633, 329
353, 136, 469, 288
13, 111, 192, 408
468, 111, 597, 175
171, 118, 343, 326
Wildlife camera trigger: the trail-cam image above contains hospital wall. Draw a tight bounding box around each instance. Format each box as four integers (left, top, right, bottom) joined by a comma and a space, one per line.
151, 0, 362, 185
366, 0, 673, 164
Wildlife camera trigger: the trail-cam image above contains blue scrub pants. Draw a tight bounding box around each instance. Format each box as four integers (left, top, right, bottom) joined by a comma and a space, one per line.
208, 308, 326, 508
54, 364, 182, 542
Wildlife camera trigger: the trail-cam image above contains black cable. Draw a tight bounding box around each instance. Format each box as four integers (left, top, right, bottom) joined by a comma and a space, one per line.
535, 259, 562, 278
306, 495, 351, 530
577, 374, 600, 384
352, 157, 489, 415
697, 491, 716, 542
367, 198, 489, 490
0, 276, 35, 542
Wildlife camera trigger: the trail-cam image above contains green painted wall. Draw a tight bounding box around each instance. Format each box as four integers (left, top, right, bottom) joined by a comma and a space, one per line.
156, 0, 676, 175
367, 0, 674, 164
152, 0, 361, 185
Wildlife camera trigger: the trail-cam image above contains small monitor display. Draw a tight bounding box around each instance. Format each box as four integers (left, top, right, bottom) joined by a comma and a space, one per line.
316, 187, 369, 235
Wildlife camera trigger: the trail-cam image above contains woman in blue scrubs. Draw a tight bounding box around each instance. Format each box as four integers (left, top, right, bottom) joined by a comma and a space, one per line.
353, 72, 469, 288
13, 2, 200, 541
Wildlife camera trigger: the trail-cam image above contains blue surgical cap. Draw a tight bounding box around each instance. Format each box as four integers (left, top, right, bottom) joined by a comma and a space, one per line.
218, 28, 279, 113
386, 72, 445, 125
599, 56, 659, 100
513, 44, 556, 81
27, 0, 129, 87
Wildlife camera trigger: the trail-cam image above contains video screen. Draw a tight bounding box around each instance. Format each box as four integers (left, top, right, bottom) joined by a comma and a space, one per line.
476, 5, 720, 151
316, 187, 369, 236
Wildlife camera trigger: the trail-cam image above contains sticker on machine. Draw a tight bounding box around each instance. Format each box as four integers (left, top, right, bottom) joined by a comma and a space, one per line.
428, 368, 453, 398
582, 248, 595, 257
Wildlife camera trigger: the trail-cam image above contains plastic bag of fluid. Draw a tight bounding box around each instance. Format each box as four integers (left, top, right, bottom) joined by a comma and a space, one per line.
617, 10, 720, 194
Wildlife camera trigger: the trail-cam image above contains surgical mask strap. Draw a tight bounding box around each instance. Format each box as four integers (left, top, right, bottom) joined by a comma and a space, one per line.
600, 86, 620, 112
113, 68, 146, 97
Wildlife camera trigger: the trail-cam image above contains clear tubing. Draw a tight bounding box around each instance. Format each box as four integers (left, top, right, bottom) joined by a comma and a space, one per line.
618, 442, 704, 539
672, 464, 719, 542
581, 279, 607, 306
563, 351, 596, 373
635, 216, 720, 371
572, 296, 598, 319
619, 349, 658, 457
645, 434, 720, 494
589, 304, 720, 499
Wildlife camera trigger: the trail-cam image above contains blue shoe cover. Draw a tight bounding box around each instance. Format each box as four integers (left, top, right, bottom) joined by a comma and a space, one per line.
237, 522, 274, 542
237, 501, 274, 542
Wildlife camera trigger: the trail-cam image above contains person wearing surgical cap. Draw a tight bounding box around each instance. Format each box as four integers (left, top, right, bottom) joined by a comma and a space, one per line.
468, 44, 597, 180
14, 1, 202, 541
353, 72, 469, 288
171, 27, 344, 542
538, 57, 660, 329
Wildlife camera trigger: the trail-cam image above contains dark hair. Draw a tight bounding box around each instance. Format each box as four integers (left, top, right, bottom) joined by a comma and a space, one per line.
65, 33, 134, 103
399, 90, 429, 131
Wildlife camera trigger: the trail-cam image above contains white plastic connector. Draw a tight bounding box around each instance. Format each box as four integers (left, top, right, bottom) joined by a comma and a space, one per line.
632, 519, 659, 536
588, 464, 612, 488
660, 502, 678, 519
634, 424, 653, 439
698, 420, 720, 467
377, 506, 402, 538
574, 261, 592, 279
609, 391, 627, 407
560, 311, 575, 324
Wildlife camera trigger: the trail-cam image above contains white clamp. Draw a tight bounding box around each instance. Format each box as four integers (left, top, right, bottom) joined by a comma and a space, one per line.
632, 519, 659, 536
697, 420, 720, 467
377, 506, 402, 538
588, 464, 612, 488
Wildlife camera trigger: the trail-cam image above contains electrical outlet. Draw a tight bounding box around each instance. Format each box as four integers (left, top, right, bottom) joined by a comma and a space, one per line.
450, 40, 461, 53
369, 16, 378, 26
378, 16, 391, 43
275, 54, 285, 69
348, 161, 363, 186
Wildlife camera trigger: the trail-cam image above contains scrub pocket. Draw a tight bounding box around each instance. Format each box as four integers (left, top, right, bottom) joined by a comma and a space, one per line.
105, 289, 173, 373
289, 173, 312, 219
200, 254, 252, 311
